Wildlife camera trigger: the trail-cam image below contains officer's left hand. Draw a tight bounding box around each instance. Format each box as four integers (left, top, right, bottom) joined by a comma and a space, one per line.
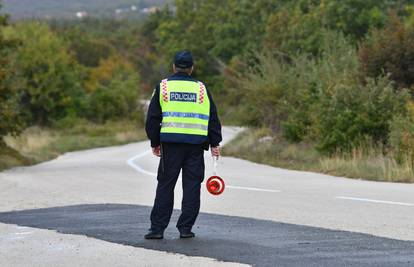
152, 145, 161, 157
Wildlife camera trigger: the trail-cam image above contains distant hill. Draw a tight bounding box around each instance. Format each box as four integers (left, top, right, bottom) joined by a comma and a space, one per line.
1, 0, 168, 20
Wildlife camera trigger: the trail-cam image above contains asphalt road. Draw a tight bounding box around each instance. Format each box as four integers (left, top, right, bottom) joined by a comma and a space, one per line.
0, 126, 414, 266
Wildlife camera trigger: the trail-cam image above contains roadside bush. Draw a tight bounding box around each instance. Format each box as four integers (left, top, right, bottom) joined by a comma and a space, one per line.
359, 13, 414, 91
0, 9, 23, 142
232, 52, 308, 129
231, 32, 354, 133
83, 56, 141, 123
389, 101, 414, 165
0, 53, 23, 143
230, 29, 408, 154
3, 22, 83, 126
315, 76, 407, 154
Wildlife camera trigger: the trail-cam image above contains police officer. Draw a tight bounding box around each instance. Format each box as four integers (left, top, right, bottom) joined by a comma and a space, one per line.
145, 51, 222, 239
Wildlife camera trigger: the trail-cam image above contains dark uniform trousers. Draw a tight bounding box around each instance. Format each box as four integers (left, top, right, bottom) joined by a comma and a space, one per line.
150, 142, 205, 233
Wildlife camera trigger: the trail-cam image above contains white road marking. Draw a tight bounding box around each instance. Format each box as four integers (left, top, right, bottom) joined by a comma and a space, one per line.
226, 185, 281, 193
14, 232, 33, 235
127, 150, 155, 177
336, 196, 414, 207
127, 150, 280, 193
16, 226, 30, 229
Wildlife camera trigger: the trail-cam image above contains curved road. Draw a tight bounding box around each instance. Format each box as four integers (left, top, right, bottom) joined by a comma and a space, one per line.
0, 127, 413, 266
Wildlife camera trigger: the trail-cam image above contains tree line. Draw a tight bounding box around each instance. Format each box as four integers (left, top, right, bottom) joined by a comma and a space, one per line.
0, 8, 146, 144
2, 0, 414, 165
144, 0, 414, 163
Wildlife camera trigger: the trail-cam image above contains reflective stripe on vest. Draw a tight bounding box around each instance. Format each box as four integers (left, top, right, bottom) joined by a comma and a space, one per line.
162, 112, 209, 121
162, 122, 208, 131
159, 79, 210, 138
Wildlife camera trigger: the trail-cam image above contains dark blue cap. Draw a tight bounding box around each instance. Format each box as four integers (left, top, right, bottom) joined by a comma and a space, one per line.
174, 51, 193, 68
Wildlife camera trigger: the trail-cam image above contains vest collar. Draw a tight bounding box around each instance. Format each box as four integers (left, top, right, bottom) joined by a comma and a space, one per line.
172, 72, 191, 78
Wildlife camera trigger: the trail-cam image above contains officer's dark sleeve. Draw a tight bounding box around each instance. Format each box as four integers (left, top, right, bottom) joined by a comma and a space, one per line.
145, 85, 162, 148
207, 90, 222, 147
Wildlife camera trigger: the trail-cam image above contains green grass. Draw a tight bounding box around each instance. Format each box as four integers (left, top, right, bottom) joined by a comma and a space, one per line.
1, 119, 146, 172
223, 128, 414, 183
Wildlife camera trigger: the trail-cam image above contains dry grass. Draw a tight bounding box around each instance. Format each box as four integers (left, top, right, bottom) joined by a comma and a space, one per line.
0, 144, 31, 170
4, 127, 57, 156
223, 128, 321, 171
224, 128, 414, 183
320, 148, 414, 183
1, 119, 146, 171
115, 131, 140, 142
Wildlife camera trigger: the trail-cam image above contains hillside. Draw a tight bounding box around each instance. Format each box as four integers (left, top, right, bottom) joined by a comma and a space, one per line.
1, 0, 167, 19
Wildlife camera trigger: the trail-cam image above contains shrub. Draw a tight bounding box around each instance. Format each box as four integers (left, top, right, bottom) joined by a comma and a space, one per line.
315, 76, 407, 154
68, 31, 114, 68
229, 29, 408, 154
389, 101, 414, 165
323, 0, 389, 40
0, 9, 23, 141
83, 56, 141, 123
231, 52, 308, 129
359, 13, 414, 91
3, 22, 84, 126
264, 4, 326, 56
232, 31, 357, 135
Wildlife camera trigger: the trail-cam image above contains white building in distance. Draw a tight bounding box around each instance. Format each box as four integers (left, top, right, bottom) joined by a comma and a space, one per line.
142, 7, 159, 14
76, 11, 88, 19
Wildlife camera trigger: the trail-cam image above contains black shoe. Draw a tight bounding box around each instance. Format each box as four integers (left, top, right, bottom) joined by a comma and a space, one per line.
145, 230, 164, 240
179, 231, 195, 239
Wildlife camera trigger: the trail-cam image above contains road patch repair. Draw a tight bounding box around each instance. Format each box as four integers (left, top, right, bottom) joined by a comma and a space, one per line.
0, 204, 413, 267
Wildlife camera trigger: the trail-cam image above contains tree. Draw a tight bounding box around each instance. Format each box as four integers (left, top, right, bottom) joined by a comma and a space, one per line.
315, 76, 407, 153
264, 3, 326, 56
68, 30, 114, 68
84, 56, 141, 123
323, 0, 389, 40
359, 13, 414, 91
3, 22, 83, 125
0, 4, 22, 143
146, 0, 282, 93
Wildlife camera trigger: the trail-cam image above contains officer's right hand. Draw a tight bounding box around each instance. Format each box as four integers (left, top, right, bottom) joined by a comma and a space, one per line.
152, 146, 161, 157
211, 146, 220, 158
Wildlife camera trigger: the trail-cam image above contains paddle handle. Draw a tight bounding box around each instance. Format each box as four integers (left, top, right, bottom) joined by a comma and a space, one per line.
213, 156, 219, 175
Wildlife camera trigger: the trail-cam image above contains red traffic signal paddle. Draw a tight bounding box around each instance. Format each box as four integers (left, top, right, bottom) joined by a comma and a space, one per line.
206, 156, 225, 195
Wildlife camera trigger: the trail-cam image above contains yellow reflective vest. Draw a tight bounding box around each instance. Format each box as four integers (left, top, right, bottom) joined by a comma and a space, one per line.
159, 79, 210, 144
